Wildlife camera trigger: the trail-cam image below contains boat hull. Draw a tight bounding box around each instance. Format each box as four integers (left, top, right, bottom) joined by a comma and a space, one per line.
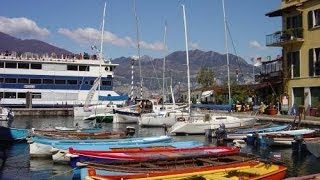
0, 126, 29, 141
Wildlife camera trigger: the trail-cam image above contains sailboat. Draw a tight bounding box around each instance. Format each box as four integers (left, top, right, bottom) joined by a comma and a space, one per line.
169, 2, 256, 135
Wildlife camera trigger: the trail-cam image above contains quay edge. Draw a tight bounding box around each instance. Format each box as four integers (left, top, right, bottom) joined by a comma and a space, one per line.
12, 108, 73, 116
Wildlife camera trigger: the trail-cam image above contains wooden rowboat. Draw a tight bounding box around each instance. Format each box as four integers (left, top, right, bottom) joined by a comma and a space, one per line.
69, 146, 240, 168
83, 158, 286, 180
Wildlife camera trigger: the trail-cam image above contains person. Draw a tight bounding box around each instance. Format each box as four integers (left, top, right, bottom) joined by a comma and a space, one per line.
163, 124, 168, 135
259, 102, 267, 114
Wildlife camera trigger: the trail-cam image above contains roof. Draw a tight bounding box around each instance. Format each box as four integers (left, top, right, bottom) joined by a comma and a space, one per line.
266, 3, 303, 17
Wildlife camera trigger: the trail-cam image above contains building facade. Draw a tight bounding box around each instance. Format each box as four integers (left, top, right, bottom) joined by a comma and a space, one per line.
266, 0, 320, 114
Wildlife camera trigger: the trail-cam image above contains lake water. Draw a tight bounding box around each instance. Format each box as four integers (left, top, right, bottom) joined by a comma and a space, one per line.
0, 116, 320, 179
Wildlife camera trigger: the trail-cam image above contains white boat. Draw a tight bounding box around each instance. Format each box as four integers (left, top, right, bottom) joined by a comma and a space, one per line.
0, 107, 14, 121
139, 110, 189, 127
169, 114, 256, 135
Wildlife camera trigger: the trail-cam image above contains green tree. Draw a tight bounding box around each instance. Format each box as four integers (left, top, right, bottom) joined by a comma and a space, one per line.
197, 67, 215, 88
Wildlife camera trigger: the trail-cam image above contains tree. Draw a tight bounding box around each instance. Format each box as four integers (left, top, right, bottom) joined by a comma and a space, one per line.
197, 67, 215, 88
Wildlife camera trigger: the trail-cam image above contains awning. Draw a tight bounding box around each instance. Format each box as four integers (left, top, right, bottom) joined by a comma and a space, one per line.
266, 3, 303, 17
99, 95, 129, 101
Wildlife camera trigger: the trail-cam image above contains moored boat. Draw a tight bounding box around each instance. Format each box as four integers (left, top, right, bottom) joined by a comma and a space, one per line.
0, 126, 29, 141
82, 156, 286, 180
68, 146, 240, 168
304, 138, 320, 158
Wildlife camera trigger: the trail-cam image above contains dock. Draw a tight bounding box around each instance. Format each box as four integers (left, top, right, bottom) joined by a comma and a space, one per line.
12, 108, 73, 116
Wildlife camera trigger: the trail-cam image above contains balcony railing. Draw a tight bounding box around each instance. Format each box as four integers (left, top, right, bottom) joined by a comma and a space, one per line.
266, 28, 303, 46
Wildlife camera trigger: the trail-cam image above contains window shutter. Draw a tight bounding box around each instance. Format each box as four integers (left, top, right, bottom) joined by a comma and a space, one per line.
309, 49, 314, 76
308, 11, 313, 29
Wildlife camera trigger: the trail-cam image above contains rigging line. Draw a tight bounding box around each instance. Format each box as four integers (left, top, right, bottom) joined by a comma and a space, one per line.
148, 58, 162, 93
226, 21, 243, 77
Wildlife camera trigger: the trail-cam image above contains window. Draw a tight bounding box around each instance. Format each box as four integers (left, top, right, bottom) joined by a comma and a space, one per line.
18, 63, 29, 69
67, 80, 78, 85
286, 14, 302, 29
67, 65, 78, 71
0, 62, 4, 68
55, 79, 66, 84
287, 51, 300, 78
309, 48, 320, 76
102, 80, 111, 86
43, 79, 54, 84
30, 79, 42, 84
32, 93, 41, 99
18, 78, 29, 84
5, 78, 17, 83
308, 9, 320, 29
0, 78, 3, 83
4, 92, 16, 98
0, 92, 3, 98
18, 92, 26, 98
311, 87, 320, 107
79, 65, 89, 71
90, 80, 94, 85
30, 63, 42, 69
5, 62, 17, 68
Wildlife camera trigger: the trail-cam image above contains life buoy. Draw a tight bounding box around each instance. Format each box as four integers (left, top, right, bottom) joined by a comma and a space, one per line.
177, 117, 185, 121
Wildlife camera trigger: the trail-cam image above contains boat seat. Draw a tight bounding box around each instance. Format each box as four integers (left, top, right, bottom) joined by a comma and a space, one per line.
140, 162, 159, 168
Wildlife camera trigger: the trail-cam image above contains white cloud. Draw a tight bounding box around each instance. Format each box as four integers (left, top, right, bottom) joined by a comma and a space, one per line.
189, 42, 200, 49
0, 16, 49, 39
249, 40, 266, 50
58, 27, 165, 51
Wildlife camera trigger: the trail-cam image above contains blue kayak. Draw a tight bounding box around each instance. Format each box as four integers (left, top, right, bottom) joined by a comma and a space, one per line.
0, 126, 29, 141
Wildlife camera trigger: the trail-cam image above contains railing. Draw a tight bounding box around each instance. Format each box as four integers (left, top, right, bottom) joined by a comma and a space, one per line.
266, 28, 303, 46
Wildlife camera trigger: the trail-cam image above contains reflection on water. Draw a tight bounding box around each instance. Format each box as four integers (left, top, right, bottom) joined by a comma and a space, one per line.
0, 116, 319, 179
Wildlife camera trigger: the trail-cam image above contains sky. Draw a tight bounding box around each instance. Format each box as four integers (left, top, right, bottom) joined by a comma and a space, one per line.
0, 0, 282, 64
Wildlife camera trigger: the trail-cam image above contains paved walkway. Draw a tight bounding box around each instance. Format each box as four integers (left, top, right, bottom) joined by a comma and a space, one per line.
232, 111, 320, 126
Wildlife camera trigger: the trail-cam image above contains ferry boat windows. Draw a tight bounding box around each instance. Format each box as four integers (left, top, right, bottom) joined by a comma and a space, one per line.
102, 80, 111, 86
0, 92, 3, 98
30, 79, 42, 84
0, 62, 4, 68
90, 80, 94, 85
55, 79, 66, 84
0, 78, 3, 83
67, 80, 78, 85
30, 63, 42, 69
5, 62, 17, 68
79, 65, 89, 71
4, 92, 16, 98
43, 79, 54, 84
67, 65, 78, 71
18, 63, 29, 69
5, 78, 17, 83
18, 92, 26, 98
18, 78, 29, 84
32, 93, 41, 99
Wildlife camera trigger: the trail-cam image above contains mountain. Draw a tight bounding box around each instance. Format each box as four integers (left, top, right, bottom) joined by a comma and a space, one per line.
0, 31, 72, 55
112, 49, 254, 96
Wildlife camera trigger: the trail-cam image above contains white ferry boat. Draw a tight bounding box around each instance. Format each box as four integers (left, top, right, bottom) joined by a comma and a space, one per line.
0, 52, 127, 108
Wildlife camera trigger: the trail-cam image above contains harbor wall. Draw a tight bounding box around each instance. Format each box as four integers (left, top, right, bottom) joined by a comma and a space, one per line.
12, 108, 73, 116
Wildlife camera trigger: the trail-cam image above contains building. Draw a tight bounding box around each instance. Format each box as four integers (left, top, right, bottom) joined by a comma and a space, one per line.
266, 0, 320, 115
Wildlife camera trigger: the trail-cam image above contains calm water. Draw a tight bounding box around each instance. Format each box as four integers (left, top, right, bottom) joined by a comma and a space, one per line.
0, 116, 319, 179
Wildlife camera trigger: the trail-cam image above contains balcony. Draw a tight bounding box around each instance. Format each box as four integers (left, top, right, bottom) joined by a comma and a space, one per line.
266, 28, 304, 47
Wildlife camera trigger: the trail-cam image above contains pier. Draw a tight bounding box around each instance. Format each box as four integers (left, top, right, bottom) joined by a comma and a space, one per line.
12, 108, 73, 116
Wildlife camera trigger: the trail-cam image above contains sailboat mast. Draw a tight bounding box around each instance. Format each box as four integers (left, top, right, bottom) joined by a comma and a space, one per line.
162, 21, 167, 108
181, 4, 191, 115
98, 2, 107, 97
222, 0, 231, 104
133, 0, 143, 99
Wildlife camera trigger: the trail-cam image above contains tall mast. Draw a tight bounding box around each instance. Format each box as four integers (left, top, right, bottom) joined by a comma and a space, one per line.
162, 21, 167, 108
222, 0, 231, 104
181, 4, 191, 115
98, 2, 107, 96
133, 0, 143, 99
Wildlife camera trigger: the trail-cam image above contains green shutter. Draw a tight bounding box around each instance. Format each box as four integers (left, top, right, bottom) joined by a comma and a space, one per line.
308, 11, 313, 29
309, 49, 314, 76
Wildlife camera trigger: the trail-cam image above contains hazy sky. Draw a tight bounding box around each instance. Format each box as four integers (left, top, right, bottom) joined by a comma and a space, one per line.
0, 0, 282, 63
